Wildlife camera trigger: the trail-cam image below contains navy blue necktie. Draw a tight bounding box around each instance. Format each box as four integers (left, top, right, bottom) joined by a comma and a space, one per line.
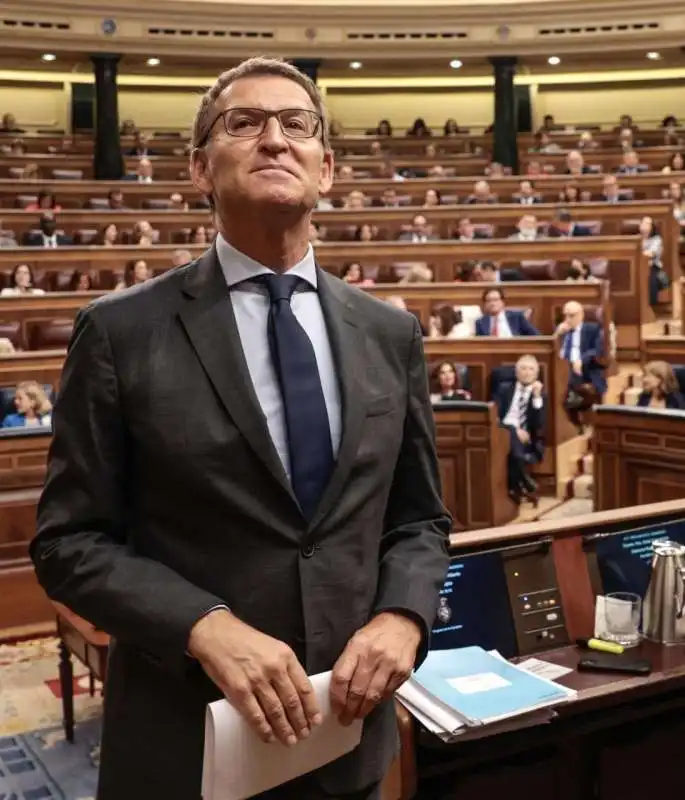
254, 273, 334, 520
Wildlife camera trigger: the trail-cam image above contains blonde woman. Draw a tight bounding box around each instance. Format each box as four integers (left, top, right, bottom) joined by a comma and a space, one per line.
2, 380, 52, 428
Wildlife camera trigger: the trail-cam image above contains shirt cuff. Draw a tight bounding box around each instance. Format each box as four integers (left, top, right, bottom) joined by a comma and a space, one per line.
532, 397, 543, 409
185, 604, 231, 657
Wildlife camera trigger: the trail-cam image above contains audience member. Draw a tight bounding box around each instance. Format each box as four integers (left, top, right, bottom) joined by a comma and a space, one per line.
22, 164, 39, 180
354, 223, 376, 242
566, 258, 597, 283
340, 262, 373, 286
379, 188, 401, 207
189, 226, 209, 246
133, 220, 157, 245
68, 270, 93, 291
494, 355, 545, 502
106, 189, 127, 210
531, 131, 561, 154
556, 301, 606, 429
398, 214, 439, 243
637, 361, 685, 409
0, 338, 15, 354
600, 175, 627, 203
343, 189, 366, 210
24, 212, 73, 247
616, 149, 645, 175
338, 164, 355, 180
422, 188, 441, 207
456, 218, 490, 242
475, 288, 539, 336
308, 221, 324, 245
169, 192, 189, 211
508, 214, 539, 242
428, 305, 470, 340
171, 249, 193, 268
472, 260, 524, 283
663, 152, 685, 173
375, 119, 393, 136
486, 162, 505, 178
559, 182, 580, 204
96, 223, 119, 247
399, 264, 433, 283
514, 180, 541, 205
124, 157, 155, 183
127, 132, 156, 157
378, 159, 405, 182
566, 150, 593, 176
548, 209, 593, 238
25, 190, 61, 212
0, 113, 24, 133
640, 216, 668, 306
0, 263, 45, 295
465, 180, 496, 204
407, 117, 431, 136
429, 360, 471, 404
116, 258, 151, 290
1, 381, 52, 428
120, 119, 137, 135
443, 118, 461, 136
578, 131, 599, 151
429, 361, 471, 405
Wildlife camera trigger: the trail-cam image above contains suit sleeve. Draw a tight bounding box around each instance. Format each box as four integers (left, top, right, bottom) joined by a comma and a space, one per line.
372, 318, 451, 667
474, 317, 485, 336
521, 314, 540, 336
581, 327, 604, 364
30, 308, 228, 678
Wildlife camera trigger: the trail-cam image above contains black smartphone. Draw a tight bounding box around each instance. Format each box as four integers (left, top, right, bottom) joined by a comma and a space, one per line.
577, 654, 652, 676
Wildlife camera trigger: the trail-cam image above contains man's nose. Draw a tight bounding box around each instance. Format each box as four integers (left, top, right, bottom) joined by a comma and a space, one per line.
258, 116, 289, 151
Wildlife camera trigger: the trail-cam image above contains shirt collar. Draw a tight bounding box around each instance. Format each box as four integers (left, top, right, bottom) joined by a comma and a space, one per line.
216, 233, 317, 290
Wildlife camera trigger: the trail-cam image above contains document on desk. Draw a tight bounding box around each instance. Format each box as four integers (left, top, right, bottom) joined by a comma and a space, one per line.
201, 671, 362, 800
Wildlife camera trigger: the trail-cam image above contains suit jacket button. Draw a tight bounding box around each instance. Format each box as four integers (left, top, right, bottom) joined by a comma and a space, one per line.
301, 543, 316, 558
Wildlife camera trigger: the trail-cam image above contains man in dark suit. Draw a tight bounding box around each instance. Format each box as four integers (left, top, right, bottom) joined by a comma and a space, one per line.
397, 213, 440, 242
126, 131, 157, 157
122, 157, 154, 182
24, 212, 73, 247
30, 57, 451, 800
600, 175, 630, 203
548, 209, 594, 238
512, 180, 542, 205
475, 287, 540, 337
494, 355, 546, 500
556, 300, 606, 427
456, 217, 490, 242
472, 260, 525, 284
616, 149, 647, 175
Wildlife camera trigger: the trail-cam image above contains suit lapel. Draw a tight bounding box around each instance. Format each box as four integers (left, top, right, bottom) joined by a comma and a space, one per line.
308, 269, 367, 530
178, 246, 296, 505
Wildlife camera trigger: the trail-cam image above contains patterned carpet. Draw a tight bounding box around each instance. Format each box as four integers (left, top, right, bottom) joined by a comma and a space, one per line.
0, 637, 103, 798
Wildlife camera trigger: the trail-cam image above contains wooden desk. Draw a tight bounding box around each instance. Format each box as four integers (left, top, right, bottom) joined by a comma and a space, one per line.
641, 335, 685, 365
400, 499, 685, 800
0, 428, 51, 489
592, 405, 685, 510
433, 403, 517, 531
53, 602, 109, 743
424, 337, 573, 491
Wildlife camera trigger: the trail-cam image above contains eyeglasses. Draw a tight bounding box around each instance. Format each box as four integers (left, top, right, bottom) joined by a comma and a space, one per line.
199, 107, 323, 145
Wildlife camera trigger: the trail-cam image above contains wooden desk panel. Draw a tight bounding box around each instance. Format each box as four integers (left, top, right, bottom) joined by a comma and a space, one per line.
592, 405, 685, 511
0, 431, 50, 490
642, 336, 685, 365
423, 337, 573, 490
433, 404, 518, 531
0, 350, 66, 389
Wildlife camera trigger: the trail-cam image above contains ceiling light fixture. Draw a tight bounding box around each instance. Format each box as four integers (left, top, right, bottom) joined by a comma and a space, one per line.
548, 56, 561, 66
450, 59, 463, 69
146, 57, 161, 67
350, 61, 362, 69
41, 53, 56, 62
647, 51, 661, 60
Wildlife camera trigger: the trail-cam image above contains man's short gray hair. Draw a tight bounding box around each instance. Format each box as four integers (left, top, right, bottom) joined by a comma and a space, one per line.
517, 354, 539, 371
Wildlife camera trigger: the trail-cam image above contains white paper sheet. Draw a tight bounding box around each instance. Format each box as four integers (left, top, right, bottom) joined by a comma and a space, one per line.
516, 658, 574, 682
201, 671, 362, 800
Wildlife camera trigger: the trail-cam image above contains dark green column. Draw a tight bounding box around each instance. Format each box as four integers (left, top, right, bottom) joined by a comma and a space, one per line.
90, 53, 124, 180
489, 56, 519, 172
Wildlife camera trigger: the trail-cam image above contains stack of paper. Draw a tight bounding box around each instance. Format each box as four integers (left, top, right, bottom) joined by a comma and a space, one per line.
202, 671, 362, 800
397, 646, 576, 742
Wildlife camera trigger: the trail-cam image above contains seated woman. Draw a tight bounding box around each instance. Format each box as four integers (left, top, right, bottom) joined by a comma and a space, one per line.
340, 261, 374, 286
25, 189, 61, 212
637, 361, 685, 409
68, 270, 93, 291
429, 360, 471, 404
0, 263, 45, 296
115, 258, 151, 291
565, 258, 598, 283
428, 304, 471, 340
2, 381, 52, 428
97, 222, 119, 247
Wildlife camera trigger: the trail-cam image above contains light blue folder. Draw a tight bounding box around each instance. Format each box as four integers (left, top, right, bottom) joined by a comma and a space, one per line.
413, 646, 571, 726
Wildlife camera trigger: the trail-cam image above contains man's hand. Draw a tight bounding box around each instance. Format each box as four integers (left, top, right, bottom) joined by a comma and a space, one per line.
556, 321, 570, 336
572, 359, 583, 376
187, 609, 321, 746
531, 380, 543, 398
330, 612, 421, 726
516, 428, 531, 444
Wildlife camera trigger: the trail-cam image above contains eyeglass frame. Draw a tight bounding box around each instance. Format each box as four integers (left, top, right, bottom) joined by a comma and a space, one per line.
195, 107, 324, 148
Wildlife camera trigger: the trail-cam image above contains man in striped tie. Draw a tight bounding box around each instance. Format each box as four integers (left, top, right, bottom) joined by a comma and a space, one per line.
32, 56, 451, 800
494, 355, 547, 503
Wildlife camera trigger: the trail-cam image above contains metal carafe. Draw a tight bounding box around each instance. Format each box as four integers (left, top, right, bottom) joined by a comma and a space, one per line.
642, 539, 685, 645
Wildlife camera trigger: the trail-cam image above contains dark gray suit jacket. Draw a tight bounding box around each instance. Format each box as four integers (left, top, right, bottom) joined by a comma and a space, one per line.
31, 246, 451, 800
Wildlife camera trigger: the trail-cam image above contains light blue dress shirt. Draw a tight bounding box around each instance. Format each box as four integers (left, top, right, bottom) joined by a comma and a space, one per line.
215, 234, 342, 482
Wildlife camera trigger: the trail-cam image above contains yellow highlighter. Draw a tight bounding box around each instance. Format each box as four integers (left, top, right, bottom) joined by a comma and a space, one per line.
576, 637, 625, 655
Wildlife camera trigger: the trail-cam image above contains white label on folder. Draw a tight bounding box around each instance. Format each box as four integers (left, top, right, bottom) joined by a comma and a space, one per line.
447, 672, 511, 694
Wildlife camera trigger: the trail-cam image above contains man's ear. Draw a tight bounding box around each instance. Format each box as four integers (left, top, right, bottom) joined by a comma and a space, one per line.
318, 149, 334, 196
190, 148, 214, 198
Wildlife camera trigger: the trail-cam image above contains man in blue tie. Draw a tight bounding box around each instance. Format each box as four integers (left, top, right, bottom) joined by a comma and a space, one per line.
31, 57, 451, 800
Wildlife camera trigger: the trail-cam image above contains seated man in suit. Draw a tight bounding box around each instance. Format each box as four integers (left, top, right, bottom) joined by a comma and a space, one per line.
556, 300, 607, 428
508, 214, 539, 242
24, 212, 73, 248
616, 149, 647, 175
494, 355, 545, 501
126, 132, 157, 157
475, 287, 540, 337
455, 217, 491, 242
600, 175, 630, 203
464, 179, 497, 204
398, 213, 440, 243
472, 260, 525, 284
548, 209, 594, 238
513, 180, 542, 205
123, 157, 155, 183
